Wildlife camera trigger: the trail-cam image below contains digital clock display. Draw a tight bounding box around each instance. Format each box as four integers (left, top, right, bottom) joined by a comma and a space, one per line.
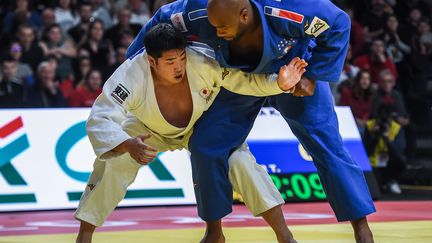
270, 173, 326, 201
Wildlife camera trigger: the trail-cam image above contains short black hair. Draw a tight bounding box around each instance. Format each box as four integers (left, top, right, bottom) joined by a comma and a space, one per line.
144, 23, 186, 58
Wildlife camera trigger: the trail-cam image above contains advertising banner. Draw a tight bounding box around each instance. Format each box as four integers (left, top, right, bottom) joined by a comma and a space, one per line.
0, 107, 371, 211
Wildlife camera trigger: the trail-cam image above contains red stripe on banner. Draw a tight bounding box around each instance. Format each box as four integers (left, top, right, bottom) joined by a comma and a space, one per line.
0, 117, 23, 139
279, 10, 304, 23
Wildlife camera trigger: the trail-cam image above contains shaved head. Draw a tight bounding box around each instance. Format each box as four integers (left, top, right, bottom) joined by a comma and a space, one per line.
207, 0, 254, 40
207, 0, 247, 17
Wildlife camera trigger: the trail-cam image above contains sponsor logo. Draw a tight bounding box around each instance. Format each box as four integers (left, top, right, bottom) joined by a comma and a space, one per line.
305, 16, 330, 37
0, 117, 36, 204
111, 84, 130, 104
222, 68, 230, 80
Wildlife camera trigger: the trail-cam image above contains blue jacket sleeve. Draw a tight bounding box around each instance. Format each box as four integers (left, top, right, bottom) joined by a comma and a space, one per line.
264, 0, 350, 82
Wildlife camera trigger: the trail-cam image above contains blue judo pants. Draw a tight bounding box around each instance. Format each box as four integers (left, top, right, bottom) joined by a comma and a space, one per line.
188, 81, 376, 222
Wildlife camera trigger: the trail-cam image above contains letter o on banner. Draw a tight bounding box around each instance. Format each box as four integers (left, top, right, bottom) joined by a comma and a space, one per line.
55, 121, 90, 182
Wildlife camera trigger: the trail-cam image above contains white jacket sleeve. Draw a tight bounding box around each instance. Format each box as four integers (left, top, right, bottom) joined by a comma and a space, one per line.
86, 58, 145, 160
219, 68, 282, 96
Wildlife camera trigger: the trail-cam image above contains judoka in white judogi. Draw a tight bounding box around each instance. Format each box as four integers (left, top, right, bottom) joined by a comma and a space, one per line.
74, 46, 297, 227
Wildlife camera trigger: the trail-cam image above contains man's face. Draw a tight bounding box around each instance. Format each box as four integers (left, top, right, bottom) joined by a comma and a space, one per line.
149, 49, 187, 85
2, 61, 18, 80
80, 5, 93, 22
379, 74, 395, 93
18, 27, 35, 46
208, 11, 246, 41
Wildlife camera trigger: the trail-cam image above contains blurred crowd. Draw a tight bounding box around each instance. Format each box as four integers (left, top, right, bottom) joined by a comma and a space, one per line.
1, 0, 432, 193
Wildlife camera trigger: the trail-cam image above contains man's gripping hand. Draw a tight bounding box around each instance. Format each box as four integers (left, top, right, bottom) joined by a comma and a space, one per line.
277, 57, 308, 92
291, 77, 316, 97
114, 134, 158, 165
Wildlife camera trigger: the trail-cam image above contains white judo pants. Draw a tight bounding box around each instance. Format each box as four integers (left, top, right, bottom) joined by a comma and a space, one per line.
74, 118, 283, 227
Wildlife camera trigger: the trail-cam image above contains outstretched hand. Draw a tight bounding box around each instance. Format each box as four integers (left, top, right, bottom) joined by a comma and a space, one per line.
277, 57, 308, 92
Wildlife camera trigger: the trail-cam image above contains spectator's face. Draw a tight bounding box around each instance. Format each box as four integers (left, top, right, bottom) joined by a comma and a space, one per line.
90, 22, 104, 41
359, 72, 371, 90
16, 0, 29, 10
149, 49, 187, 85
42, 9, 56, 26
80, 59, 91, 76
120, 33, 134, 47
2, 61, 18, 80
80, 5, 93, 23
48, 26, 62, 44
18, 27, 35, 46
87, 71, 102, 91
10, 43, 23, 60
38, 65, 56, 84
387, 16, 398, 31
409, 9, 422, 22
371, 40, 385, 55
128, 0, 142, 10
379, 74, 395, 93
116, 47, 127, 63
59, 0, 70, 9
418, 21, 431, 34
118, 10, 132, 26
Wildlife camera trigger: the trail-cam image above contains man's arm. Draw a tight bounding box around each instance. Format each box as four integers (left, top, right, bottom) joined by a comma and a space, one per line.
219, 58, 307, 96
86, 58, 144, 160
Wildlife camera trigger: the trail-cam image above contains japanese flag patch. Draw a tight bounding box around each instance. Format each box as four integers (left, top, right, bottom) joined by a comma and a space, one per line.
305, 16, 330, 37
170, 12, 188, 32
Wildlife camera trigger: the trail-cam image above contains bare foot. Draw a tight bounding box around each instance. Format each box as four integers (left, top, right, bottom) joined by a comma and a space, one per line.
351, 217, 374, 243
200, 232, 225, 243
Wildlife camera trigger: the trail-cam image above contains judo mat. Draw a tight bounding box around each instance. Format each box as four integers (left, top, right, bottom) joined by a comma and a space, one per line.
0, 201, 431, 242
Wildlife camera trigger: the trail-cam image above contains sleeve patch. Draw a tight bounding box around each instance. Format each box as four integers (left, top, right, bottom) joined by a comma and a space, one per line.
111, 84, 130, 104
305, 16, 330, 37
188, 9, 207, 21
264, 6, 304, 24
170, 12, 188, 32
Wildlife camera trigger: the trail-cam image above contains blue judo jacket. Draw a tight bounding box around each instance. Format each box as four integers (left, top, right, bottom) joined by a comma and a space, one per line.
127, 0, 350, 81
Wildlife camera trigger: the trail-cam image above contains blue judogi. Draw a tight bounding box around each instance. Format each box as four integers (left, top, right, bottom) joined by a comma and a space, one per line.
127, 0, 376, 222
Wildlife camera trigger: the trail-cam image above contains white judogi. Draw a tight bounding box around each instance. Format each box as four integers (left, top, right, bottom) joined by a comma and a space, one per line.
74, 47, 284, 227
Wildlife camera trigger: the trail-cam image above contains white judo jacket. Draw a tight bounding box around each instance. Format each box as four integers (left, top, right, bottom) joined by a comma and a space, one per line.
87, 46, 283, 160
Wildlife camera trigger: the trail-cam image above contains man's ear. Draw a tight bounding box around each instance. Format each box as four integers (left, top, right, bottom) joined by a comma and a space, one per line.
148, 55, 157, 68
240, 8, 249, 23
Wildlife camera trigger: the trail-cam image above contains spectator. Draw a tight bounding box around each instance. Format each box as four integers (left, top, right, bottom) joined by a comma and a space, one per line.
361, 0, 394, 42
79, 19, 113, 73
354, 38, 398, 86
383, 15, 412, 92
90, 0, 112, 29
114, 0, 150, 25
0, 56, 26, 108
68, 2, 93, 45
335, 45, 360, 93
339, 70, 374, 135
54, 0, 79, 33
372, 69, 417, 162
39, 23, 77, 80
8, 41, 33, 86
364, 104, 406, 194
395, 0, 430, 21
106, 8, 142, 49
2, 0, 41, 34
15, 24, 44, 72
73, 56, 92, 87
399, 8, 423, 44
104, 46, 126, 80
345, 7, 365, 58
69, 69, 102, 107
25, 61, 68, 108
39, 8, 56, 38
